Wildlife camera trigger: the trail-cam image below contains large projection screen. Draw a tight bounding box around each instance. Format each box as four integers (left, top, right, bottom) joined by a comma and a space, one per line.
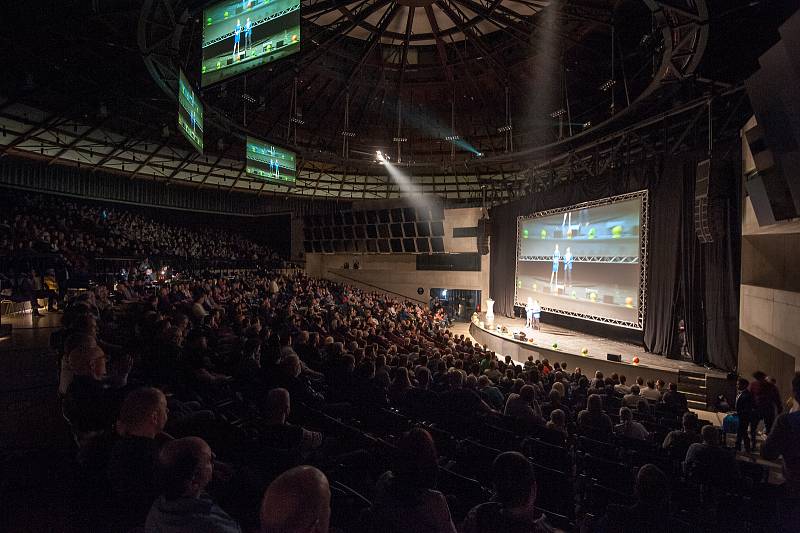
514, 191, 648, 329
201, 0, 301, 87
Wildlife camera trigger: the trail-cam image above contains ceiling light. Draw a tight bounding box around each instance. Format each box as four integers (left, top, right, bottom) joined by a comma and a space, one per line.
550, 109, 566, 119
497, 124, 513, 133
445, 135, 460, 141
599, 79, 616, 91
392, 137, 407, 143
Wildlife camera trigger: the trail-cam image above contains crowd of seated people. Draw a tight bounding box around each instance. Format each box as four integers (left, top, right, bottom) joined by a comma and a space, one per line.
0, 189, 284, 273
51, 270, 800, 532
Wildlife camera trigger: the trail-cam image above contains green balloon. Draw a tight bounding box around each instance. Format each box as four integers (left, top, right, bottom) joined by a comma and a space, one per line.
523, 229, 529, 239
588, 227, 596, 239
540, 229, 547, 239
612, 225, 623, 238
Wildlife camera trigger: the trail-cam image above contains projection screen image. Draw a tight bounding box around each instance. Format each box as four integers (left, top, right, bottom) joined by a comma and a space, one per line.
201, 0, 301, 87
514, 191, 648, 329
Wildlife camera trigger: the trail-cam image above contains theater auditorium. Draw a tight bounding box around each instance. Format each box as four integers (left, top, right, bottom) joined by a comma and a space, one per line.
1, 1, 799, 531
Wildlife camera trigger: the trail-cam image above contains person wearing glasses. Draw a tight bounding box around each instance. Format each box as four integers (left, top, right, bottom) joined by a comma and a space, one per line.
63, 345, 133, 433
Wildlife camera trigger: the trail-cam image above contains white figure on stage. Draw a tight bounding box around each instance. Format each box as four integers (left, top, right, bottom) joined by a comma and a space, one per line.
525, 298, 541, 330
550, 244, 560, 290
564, 246, 573, 287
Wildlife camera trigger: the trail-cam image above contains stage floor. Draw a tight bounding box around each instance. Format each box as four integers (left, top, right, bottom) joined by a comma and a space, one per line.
469, 314, 726, 378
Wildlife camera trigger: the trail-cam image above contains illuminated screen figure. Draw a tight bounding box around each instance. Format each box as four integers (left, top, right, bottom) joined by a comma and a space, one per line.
550, 244, 560, 290
244, 18, 252, 55
233, 19, 241, 60
564, 246, 573, 287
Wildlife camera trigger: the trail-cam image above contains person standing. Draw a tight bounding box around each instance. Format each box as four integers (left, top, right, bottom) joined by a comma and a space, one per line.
735, 378, 755, 452
564, 247, 573, 287
549, 244, 560, 291
750, 371, 782, 439
525, 297, 535, 329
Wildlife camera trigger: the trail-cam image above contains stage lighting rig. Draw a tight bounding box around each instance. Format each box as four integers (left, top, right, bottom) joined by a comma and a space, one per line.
341, 131, 357, 138
392, 137, 408, 143
497, 124, 513, 133
550, 109, 567, 119
599, 79, 617, 92
445, 135, 461, 141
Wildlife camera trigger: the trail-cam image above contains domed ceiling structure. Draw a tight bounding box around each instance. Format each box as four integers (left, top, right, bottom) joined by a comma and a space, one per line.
1, 0, 788, 199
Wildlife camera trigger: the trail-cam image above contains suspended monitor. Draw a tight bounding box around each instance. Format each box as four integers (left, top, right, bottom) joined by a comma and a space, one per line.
514, 191, 648, 329
177, 70, 204, 153
246, 136, 296, 184
202, 0, 301, 87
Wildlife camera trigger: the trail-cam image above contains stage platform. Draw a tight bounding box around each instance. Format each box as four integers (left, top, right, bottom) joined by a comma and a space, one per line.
469, 314, 729, 410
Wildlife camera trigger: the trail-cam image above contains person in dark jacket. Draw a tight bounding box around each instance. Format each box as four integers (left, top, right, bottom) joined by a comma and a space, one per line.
735, 378, 755, 452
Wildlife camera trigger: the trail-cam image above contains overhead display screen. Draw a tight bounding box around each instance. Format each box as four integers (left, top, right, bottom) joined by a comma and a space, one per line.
177, 70, 204, 153
201, 0, 301, 87
514, 191, 648, 329
246, 136, 296, 184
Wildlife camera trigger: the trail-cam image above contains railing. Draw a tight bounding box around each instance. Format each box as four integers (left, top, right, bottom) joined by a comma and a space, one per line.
326, 269, 428, 305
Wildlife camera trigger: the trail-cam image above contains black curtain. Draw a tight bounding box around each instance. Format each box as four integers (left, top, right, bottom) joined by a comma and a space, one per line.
489, 149, 740, 370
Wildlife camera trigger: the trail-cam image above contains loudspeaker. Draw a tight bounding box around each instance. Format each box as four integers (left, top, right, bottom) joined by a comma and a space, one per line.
743, 121, 797, 225
694, 159, 733, 244
477, 216, 490, 256
606, 353, 622, 362
744, 10, 800, 221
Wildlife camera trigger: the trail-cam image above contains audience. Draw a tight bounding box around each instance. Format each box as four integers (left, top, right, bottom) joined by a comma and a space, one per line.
40, 256, 786, 531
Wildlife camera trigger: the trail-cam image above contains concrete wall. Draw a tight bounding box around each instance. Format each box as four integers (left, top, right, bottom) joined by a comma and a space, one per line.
739, 117, 800, 398
305, 207, 490, 306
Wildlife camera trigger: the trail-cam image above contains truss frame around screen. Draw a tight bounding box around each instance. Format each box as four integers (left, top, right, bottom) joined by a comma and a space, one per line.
513, 189, 649, 330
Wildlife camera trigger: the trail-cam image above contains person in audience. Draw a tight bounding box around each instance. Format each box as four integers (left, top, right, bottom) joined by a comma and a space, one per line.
662, 412, 701, 458
504, 385, 545, 427
64, 344, 133, 432
684, 425, 738, 487
260, 388, 323, 452
750, 370, 782, 438
661, 382, 687, 412
443, 369, 494, 417
546, 409, 568, 442
542, 388, 571, 422
388, 367, 413, 405
477, 375, 505, 410
640, 380, 662, 401
614, 407, 649, 441
462, 451, 556, 533
635, 398, 655, 423
107, 387, 171, 520
601, 464, 671, 533
146, 437, 242, 533
370, 428, 457, 533
260, 466, 331, 533
734, 377, 755, 453
763, 372, 800, 496
577, 394, 613, 439
614, 375, 630, 395
622, 385, 641, 409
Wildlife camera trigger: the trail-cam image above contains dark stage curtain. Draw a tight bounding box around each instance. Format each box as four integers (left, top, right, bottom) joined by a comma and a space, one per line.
489, 150, 740, 370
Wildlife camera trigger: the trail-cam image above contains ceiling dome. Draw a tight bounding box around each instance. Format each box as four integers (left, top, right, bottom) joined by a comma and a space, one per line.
308, 0, 549, 46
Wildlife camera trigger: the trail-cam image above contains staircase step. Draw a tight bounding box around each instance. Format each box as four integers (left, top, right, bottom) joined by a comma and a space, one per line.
687, 399, 707, 410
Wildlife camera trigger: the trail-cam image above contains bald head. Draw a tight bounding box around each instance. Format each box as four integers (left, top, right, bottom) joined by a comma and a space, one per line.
158, 437, 214, 500
68, 344, 106, 378
260, 466, 330, 533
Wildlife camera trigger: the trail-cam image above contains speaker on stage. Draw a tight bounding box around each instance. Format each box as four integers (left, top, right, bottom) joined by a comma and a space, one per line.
606, 353, 622, 362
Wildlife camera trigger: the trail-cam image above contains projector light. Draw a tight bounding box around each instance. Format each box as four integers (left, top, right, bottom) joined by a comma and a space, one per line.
445, 135, 460, 141
392, 137, 408, 143
550, 109, 566, 119
497, 124, 513, 133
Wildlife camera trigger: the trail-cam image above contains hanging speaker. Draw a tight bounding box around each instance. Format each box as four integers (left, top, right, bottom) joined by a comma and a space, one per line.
477, 217, 490, 255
